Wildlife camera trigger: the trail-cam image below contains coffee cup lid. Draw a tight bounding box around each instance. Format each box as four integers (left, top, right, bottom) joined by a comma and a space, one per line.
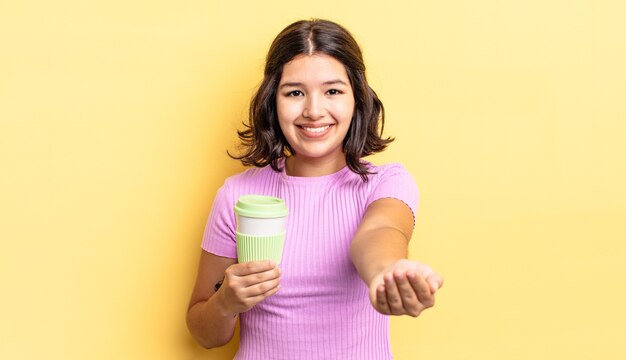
234, 195, 288, 218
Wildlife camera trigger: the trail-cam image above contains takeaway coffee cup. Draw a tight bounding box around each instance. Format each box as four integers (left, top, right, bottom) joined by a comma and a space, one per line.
234, 195, 288, 264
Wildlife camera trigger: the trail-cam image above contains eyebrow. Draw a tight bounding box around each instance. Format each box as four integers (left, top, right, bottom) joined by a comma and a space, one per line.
279, 79, 349, 89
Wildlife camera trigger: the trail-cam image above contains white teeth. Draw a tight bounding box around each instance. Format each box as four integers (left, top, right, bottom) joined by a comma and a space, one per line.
302, 125, 330, 133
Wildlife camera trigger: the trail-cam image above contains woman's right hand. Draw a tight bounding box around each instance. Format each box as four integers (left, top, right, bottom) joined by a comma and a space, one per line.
215, 260, 282, 316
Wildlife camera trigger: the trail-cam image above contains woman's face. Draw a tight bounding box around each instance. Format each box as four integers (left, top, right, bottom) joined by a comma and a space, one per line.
276, 53, 355, 167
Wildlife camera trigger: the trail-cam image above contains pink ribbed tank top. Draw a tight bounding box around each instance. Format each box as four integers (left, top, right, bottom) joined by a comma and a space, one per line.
202, 160, 419, 359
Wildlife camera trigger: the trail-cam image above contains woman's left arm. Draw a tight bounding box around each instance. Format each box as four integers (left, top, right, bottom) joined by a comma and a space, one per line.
350, 198, 443, 317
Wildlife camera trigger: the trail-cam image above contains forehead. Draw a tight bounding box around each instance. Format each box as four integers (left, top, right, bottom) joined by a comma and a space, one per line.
280, 53, 349, 83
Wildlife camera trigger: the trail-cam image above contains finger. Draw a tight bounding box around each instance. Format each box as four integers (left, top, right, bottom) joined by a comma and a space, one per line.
230, 260, 276, 276
245, 284, 281, 305
375, 283, 391, 315
383, 272, 404, 315
246, 277, 281, 298
238, 266, 282, 289
426, 273, 443, 293
394, 271, 420, 316
415, 262, 434, 278
408, 272, 434, 308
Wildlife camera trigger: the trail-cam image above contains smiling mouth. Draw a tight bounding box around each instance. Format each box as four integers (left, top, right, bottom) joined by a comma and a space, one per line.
298, 125, 332, 134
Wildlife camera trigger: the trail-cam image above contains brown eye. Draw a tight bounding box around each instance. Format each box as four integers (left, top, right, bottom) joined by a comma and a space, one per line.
287, 90, 303, 96
327, 89, 342, 95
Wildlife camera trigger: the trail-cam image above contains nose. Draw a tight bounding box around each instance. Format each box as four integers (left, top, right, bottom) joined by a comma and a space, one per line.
302, 94, 324, 120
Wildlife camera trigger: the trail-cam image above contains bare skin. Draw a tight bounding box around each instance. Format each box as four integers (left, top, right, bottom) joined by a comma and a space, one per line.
186, 198, 443, 348
186, 253, 281, 348
351, 198, 443, 317
187, 53, 442, 349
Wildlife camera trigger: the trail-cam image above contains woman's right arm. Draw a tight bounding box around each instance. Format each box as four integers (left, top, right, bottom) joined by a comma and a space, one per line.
186, 251, 281, 348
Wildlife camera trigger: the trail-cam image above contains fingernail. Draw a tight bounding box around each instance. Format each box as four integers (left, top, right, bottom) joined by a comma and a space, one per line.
430, 280, 440, 292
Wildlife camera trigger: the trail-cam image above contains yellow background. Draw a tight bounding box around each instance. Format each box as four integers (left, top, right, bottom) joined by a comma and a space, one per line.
1, 0, 625, 359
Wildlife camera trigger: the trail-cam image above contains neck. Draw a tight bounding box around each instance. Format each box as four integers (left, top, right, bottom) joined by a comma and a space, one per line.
284, 155, 347, 177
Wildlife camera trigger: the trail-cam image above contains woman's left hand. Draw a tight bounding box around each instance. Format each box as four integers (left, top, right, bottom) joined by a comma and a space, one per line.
368, 259, 443, 317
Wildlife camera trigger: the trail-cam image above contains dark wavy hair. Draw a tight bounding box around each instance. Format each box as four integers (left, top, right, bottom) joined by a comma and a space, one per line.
229, 19, 393, 181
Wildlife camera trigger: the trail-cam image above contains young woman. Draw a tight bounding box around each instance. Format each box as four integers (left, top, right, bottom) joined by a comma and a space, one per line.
187, 19, 443, 359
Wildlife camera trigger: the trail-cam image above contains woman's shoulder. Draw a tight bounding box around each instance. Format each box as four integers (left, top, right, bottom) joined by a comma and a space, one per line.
221, 164, 280, 189
363, 161, 413, 179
